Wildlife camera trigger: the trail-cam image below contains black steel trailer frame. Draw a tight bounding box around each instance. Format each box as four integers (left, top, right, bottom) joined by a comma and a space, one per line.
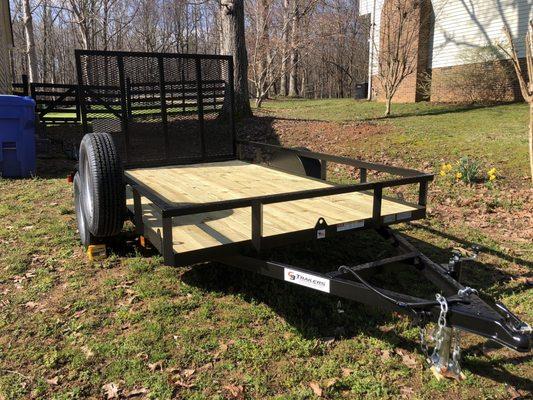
124, 141, 531, 378
74, 50, 531, 379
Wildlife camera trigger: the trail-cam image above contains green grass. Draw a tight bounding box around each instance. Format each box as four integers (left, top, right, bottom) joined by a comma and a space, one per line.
259, 99, 530, 179
0, 99, 531, 399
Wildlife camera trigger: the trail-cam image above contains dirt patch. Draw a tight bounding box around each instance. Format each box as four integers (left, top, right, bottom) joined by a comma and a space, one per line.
238, 115, 391, 153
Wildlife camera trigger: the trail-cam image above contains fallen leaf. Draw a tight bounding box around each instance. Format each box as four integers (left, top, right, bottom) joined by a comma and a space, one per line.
124, 387, 149, 398
148, 360, 164, 372
400, 386, 414, 398
380, 349, 392, 361
81, 345, 94, 359
24, 301, 39, 309
102, 382, 120, 399
309, 381, 322, 397
395, 348, 418, 369
223, 384, 245, 400
506, 384, 523, 400
182, 369, 195, 379
46, 376, 59, 386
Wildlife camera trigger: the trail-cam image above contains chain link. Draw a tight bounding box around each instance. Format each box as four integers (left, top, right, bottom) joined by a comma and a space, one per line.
436, 293, 448, 328
428, 293, 448, 360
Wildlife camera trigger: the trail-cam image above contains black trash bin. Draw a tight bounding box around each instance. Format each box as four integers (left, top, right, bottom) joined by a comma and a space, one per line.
354, 83, 368, 99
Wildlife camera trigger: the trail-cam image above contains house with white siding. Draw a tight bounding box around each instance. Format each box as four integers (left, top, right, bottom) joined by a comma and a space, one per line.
360, 0, 533, 102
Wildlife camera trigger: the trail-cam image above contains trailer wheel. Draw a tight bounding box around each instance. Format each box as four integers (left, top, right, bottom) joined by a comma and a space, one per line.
73, 172, 98, 247
78, 132, 125, 237
294, 147, 322, 179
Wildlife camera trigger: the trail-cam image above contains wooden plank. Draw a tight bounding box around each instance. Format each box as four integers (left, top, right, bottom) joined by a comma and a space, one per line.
125, 161, 422, 254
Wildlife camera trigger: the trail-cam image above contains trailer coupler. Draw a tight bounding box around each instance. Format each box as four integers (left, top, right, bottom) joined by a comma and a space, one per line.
217, 227, 531, 377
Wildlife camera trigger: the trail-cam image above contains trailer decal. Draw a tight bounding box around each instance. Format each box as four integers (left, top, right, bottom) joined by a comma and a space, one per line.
337, 220, 364, 232
284, 269, 330, 293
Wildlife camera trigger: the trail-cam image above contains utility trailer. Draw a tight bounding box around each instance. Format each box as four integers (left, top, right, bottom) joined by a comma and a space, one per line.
73, 50, 531, 380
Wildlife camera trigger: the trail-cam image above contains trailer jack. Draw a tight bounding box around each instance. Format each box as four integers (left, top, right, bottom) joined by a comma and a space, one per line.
217, 227, 531, 378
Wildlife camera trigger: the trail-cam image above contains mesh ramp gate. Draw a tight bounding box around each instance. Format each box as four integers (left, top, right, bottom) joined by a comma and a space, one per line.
75, 50, 235, 168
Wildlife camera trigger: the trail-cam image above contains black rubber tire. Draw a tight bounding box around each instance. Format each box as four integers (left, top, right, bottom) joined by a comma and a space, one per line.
73, 172, 98, 248
78, 132, 125, 237
294, 147, 322, 179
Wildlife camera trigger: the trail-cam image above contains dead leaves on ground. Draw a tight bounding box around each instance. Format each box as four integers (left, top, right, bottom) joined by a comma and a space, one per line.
394, 348, 419, 369
308, 377, 340, 397
223, 384, 245, 399
309, 381, 323, 397
102, 382, 149, 399
102, 382, 120, 399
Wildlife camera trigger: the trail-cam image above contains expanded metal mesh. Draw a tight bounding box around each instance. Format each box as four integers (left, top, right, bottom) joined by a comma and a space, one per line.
75, 51, 235, 166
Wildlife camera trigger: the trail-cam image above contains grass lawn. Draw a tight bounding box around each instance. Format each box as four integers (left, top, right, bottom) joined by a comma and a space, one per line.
0, 99, 531, 399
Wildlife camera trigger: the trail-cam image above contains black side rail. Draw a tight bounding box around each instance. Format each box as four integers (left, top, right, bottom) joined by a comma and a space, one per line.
124, 149, 433, 265
237, 139, 427, 178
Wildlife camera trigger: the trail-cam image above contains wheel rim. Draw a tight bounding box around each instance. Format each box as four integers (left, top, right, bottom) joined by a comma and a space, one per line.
82, 152, 94, 222
74, 175, 89, 245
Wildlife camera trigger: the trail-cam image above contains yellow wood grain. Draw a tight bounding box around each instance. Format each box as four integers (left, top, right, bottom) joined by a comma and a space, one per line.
125, 161, 421, 254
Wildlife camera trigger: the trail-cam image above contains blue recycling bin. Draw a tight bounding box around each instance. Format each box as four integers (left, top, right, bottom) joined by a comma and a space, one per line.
0, 95, 36, 178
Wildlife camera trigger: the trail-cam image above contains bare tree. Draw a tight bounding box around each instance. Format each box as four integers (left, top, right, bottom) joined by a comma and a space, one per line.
220, 0, 253, 117
22, 0, 38, 82
375, 0, 427, 116
501, 23, 533, 184
279, 0, 290, 96
288, 0, 300, 96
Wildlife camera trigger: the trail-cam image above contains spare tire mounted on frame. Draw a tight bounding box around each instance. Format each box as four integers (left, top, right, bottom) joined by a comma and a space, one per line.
74, 132, 125, 247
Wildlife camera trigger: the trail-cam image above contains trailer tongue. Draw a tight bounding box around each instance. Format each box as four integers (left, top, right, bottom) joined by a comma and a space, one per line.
73, 50, 531, 380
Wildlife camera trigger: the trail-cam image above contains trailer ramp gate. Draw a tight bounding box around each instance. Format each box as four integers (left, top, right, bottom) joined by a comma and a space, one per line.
75, 50, 235, 168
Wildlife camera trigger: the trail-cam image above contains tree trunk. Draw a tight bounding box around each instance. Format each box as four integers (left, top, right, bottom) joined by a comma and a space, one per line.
288, 0, 299, 97
220, 0, 252, 117
530, 102, 533, 184
279, 0, 290, 97
385, 96, 392, 116
23, 0, 38, 82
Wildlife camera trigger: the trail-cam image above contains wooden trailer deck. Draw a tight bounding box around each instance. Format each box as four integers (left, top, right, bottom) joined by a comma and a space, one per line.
125, 160, 422, 254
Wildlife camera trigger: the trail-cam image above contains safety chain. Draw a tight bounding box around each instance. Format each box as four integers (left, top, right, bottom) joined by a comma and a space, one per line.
431, 293, 448, 359
418, 293, 448, 361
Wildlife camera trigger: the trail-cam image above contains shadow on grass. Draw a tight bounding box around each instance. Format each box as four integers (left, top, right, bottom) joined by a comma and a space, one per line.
178, 229, 530, 389
462, 349, 532, 392
407, 224, 532, 300
361, 103, 491, 122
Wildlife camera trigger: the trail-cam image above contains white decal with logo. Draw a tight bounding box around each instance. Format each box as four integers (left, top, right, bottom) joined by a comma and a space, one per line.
284, 269, 330, 293
337, 220, 364, 232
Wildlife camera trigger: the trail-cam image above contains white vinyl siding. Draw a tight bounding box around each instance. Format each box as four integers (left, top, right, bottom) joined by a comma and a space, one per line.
359, 0, 384, 77
361, 0, 533, 71
431, 0, 532, 68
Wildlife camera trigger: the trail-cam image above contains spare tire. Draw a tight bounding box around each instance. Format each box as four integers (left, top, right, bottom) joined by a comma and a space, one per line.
73, 172, 97, 247
78, 132, 125, 237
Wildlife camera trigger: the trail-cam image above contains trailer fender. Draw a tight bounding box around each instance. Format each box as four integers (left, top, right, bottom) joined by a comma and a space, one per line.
270, 147, 323, 179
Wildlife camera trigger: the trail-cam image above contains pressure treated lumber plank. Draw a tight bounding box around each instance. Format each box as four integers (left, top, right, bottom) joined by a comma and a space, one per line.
125, 161, 421, 254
